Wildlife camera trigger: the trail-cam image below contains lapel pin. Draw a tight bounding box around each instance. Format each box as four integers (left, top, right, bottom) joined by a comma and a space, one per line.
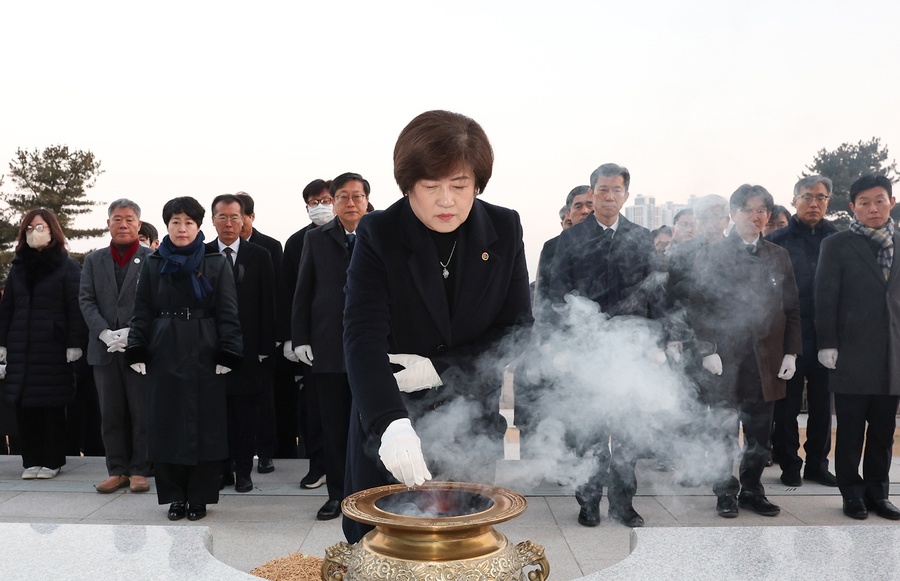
134, 258, 141, 263
481, 252, 489, 261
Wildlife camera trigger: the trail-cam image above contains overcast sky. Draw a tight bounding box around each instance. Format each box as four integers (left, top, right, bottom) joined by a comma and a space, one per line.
2, 0, 898, 276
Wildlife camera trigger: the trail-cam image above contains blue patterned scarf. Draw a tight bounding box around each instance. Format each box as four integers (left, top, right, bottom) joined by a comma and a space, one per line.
849, 218, 894, 281
157, 230, 213, 299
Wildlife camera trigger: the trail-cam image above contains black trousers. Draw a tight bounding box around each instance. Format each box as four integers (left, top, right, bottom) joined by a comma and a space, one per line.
300, 369, 325, 472
16, 404, 67, 470
772, 355, 831, 474
273, 357, 300, 458
833, 392, 899, 501
226, 392, 260, 477
314, 373, 352, 501
155, 461, 220, 505
575, 430, 638, 513
253, 359, 277, 459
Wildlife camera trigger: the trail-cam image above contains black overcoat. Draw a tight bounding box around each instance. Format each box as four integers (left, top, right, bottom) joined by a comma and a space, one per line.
0, 247, 88, 407
126, 251, 243, 465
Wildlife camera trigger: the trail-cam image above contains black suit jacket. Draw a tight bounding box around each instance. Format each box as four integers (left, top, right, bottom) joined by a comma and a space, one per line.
343, 197, 533, 438
206, 238, 277, 392
815, 229, 900, 396
533, 234, 560, 322
283, 223, 317, 343
292, 217, 352, 374
247, 227, 288, 341
549, 214, 663, 320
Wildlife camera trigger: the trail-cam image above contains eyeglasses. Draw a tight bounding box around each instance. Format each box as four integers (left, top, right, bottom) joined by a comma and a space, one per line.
214, 215, 242, 224
334, 194, 368, 204
738, 208, 769, 216
307, 198, 333, 207
25, 224, 46, 233
797, 194, 830, 203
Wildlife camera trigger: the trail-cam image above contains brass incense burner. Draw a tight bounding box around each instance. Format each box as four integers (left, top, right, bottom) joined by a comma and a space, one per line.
322, 481, 550, 580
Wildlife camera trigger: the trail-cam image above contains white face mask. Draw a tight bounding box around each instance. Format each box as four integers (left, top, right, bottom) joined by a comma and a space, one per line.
308, 204, 334, 226
26, 228, 52, 249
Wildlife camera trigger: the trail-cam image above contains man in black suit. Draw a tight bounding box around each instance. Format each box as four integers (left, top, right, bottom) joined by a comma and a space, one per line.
549, 163, 664, 529
281, 179, 333, 489
815, 174, 900, 521
292, 172, 369, 520
207, 194, 277, 493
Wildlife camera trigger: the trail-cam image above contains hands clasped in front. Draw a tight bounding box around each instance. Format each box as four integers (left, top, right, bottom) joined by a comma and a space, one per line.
100, 328, 129, 353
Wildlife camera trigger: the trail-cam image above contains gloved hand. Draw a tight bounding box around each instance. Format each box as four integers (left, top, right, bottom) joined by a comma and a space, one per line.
818, 349, 838, 370
702, 353, 723, 376
650, 346, 667, 366
283, 340, 300, 362
665, 341, 683, 364
99, 329, 117, 347
130, 363, 146, 375
378, 418, 432, 487
295, 345, 314, 367
258, 355, 268, 362
551, 352, 573, 373
0, 363, 6, 380
107, 328, 129, 353
0, 346, 7, 364
66, 348, 83, 363
388, 353, 443, 393
778, 354, 797, 380
215, 365, 231, 375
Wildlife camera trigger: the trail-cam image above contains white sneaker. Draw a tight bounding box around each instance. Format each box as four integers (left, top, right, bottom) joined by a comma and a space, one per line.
36, 467, 60, 479
22, 466, 41, 479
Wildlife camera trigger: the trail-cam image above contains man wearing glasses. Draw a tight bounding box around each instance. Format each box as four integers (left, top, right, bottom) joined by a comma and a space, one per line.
767, 176, 838, 489
291, 172, 370, 520
691, 185, 801, 519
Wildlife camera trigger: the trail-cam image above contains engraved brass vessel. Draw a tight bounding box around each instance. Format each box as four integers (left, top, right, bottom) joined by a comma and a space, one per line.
322, 481, 550, 580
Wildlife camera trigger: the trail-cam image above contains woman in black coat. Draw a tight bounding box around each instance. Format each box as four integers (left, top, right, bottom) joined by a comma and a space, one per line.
126, 197, 242, 521
342, 111, 533, 543
0, 209, 88, 479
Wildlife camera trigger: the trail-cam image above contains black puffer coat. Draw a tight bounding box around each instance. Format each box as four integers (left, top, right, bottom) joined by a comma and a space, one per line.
0, 245, 88, 407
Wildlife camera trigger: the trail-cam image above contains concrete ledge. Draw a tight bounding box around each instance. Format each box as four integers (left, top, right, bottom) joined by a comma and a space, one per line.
0, 523, 259, 580
580, 525, 900, 580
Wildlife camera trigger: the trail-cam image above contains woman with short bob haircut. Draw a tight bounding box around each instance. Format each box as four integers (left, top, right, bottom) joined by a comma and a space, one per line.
0, 208, 87, 480
126, 196, 242, 522
342, 110, 532, 543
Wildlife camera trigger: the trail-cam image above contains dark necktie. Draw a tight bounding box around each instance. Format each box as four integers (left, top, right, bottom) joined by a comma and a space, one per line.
346, 232, 356, 257
746, 244, 757, 255
223, 246, 235, 266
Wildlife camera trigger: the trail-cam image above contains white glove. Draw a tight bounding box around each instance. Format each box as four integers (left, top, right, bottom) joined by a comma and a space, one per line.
388, 353, 443, 393
99, 329, 117, 346
258, 355, 268, 362
215, 365, 232, 374
650, 347, 667, 367
107, 328, 129, 353
665, 341, 683, 364
551, 352, 573, 373
295, 344, 314, 367
702, 353, 723, 376
283, 340, 300, 362
0, 363, 6, 379
0, 346, 7, 364
66, 348, 83, 362
130, 363, 146, 375
778, 354, 797, 380
818, 349, 838, 370
378, 418, 432, 487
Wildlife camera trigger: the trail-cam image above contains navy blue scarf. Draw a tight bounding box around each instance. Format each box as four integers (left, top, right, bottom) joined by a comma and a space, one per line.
157, 230, 213, 300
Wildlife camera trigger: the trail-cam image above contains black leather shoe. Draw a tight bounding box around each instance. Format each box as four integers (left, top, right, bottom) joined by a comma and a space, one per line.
300, 468, 326, 489
803, 470, 838, 487
317, 499, 342, 521
865, 498, 900, 520
167, 501, 186, 521
257, 458, 275, 474
220, 471, 235, 490
186, 503, 207, 521
843, 498, 868, 520
609, 507, 644, 528
235, 474, 253, 493
576, 497, 601, 527
716, 495, 738, 518
738, 494, 780, 516
780, 468, 802, 487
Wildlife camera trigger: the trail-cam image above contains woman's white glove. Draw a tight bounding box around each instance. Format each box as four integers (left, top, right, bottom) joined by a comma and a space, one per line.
702, 353, 723, 375
778, 354, 797, 380
282, 340, 300, 362
130, 363, 146, 375
215, 365, 232, 374
388, 353, 443, 393
66, 348, 83, 363
295, 344, 314, 367
0, 346, 7, 364
818, 349, 838, 370
379, 418, 432, 487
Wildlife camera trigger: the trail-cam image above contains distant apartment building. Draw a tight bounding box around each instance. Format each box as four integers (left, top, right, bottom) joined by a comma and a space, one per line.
625, 194, 697, 229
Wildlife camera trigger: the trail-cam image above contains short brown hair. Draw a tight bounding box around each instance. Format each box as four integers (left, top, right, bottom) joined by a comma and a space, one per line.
393, 110, 493, 195
16, 208, 68, 254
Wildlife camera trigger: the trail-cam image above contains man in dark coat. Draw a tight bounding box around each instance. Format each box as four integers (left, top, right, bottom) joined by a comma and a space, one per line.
281, 179, 333, 488
691, 185, 801, 519
549, 163, 664, 529
815, 173, 900, 521
207, 194, 276, 493
766, 175, 838, 488
292, 172, 369, 520
79, 199, 154, 493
